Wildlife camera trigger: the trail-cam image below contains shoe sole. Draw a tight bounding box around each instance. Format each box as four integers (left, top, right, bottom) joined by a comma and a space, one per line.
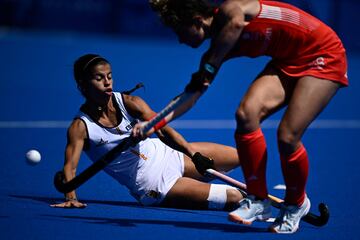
228, 213, 253, 225
228, 212, 271, 225
269, 225, 299, 234
268, 225, 299, 234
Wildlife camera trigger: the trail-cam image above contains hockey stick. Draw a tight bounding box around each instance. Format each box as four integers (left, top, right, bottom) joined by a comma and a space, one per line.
206, 169, 329, 227
54, 92, 193, 193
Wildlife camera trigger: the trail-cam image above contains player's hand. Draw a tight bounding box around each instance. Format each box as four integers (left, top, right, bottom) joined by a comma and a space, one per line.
50, 199, 87, 208
131, 121, 154, 140
191, 152, 215, 175
185, 72, 210, 93
185, 63, 218, 93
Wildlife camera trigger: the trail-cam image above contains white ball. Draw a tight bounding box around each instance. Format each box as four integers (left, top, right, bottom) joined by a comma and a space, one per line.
26, 149, 41, 165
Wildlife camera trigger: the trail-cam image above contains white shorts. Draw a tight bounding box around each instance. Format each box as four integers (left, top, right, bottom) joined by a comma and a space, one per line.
132, 145, 185, 206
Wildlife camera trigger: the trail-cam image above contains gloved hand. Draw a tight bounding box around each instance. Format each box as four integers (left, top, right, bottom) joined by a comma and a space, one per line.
191, 152, 215, 175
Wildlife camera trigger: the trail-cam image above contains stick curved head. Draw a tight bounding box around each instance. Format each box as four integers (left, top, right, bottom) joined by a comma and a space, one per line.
302, 203, 330, 227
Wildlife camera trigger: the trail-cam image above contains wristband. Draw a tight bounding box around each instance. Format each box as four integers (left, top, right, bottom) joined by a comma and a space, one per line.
201, 63, 218, 83
203, 63, 217, 75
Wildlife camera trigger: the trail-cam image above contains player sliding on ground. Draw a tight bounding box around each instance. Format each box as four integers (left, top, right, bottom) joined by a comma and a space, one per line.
51, 54, 245, 210
134, 0, 348, 234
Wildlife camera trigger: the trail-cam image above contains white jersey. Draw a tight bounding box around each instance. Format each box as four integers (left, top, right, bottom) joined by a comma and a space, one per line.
76, 92, 184, 205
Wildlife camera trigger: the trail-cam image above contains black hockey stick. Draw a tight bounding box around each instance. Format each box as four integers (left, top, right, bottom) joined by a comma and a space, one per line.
206, 169, 329, 227
54, 92, 193, 193
54, 137, 135, 193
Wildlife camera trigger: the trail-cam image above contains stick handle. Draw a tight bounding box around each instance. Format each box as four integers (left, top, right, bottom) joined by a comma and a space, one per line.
143, 92, 192, 133
205, 169, 283, 204
54, 137, 135, 193
206, 169, 247, 189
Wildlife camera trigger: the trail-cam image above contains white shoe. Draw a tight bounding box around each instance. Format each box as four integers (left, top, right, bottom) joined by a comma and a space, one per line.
269, 196, 311, 234
228, 195, 272, 225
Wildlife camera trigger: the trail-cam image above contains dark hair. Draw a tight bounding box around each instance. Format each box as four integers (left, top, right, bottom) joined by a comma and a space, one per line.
149, 0, 215, 28
73, 54, 109, 96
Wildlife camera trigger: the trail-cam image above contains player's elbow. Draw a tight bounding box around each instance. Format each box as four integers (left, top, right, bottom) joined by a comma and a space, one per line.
229, 16, 246, 31
221, 1, 247, 31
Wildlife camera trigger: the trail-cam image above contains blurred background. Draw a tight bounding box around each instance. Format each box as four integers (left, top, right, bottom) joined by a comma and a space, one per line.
0, 0, 358, 121
0, 0, 359, 52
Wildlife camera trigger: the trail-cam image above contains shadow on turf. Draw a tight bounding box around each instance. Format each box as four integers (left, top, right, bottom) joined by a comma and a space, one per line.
9, 194, 141, 208
42, 214, 268, 233
8, 194, 230, 215
10, 194, 268, 232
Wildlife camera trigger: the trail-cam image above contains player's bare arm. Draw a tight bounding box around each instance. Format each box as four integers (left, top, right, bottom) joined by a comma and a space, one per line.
50, 119, 87, 208
123, 94, 156, 121
148, 1, 261, 128
203, 0, 259, 68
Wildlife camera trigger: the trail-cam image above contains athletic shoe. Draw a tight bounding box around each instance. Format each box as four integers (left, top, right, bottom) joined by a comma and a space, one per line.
228, 195, 272, 225
269, 196, 311, 234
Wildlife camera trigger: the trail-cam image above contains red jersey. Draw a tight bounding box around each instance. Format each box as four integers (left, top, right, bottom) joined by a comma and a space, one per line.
225, 0, 348, 86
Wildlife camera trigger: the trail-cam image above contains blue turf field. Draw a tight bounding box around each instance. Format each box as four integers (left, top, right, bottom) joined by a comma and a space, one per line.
0, 30, 360, 239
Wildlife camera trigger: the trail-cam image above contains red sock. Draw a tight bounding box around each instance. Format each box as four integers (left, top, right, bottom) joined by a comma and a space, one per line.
235, 128, 268, 199
280, 144, 309, 206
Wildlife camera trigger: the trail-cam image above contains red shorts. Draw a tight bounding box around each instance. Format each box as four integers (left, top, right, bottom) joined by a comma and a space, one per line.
272, 49, 348, 87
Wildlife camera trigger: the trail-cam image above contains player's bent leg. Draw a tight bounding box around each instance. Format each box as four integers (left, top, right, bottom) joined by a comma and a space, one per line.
183, 143, 240, 180
277, 76, 341, 204
206, 183, 240, 210
227, 65, 295, 225
161, 177, 243, 210
274, 76, 340, 233
278, 76, 341, 155
235, 63, 295, 133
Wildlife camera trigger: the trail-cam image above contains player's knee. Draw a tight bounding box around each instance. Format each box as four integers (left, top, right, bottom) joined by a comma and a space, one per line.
235, 103, 259, 131
207, 184, 242, 210
226, 188, 243, 208
235, 103, 251, 124
277, 125, 301, 154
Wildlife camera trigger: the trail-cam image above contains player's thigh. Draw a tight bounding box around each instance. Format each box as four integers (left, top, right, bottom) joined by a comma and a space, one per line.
279, 76, 341, 143
236, 64, 295, 130
161, 177, 211, 209
183, 142, 239, 179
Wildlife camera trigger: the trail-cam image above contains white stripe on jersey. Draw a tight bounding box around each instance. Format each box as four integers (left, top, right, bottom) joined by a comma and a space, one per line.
258, 4, 318, 31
